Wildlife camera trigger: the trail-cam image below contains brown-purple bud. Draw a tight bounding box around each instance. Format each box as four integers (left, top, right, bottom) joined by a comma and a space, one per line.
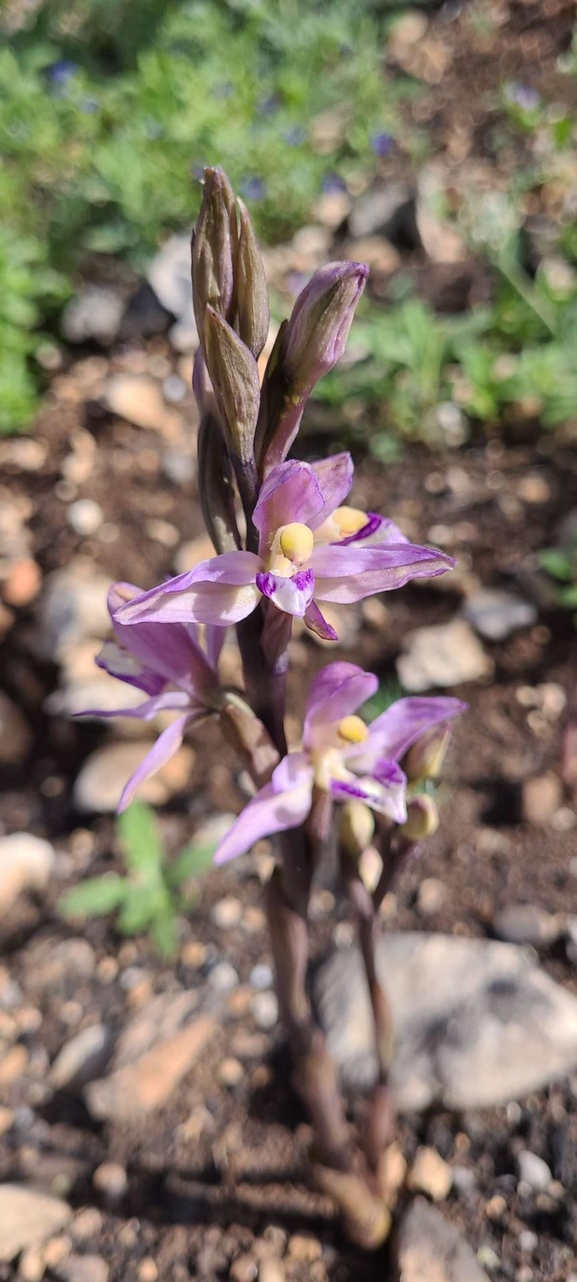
204, 306, 260, 466
192, 167, 235, 342
232, 199, 270, 359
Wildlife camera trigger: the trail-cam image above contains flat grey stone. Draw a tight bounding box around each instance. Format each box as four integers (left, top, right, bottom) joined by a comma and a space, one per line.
314, 932, 577, 1109
493, 903, 562, 948
396, 1197, 488, 1281
49, 1024, 114, 1092
463, 589, 537, 641
397, 619, 493, 692
61, 284, 124, 346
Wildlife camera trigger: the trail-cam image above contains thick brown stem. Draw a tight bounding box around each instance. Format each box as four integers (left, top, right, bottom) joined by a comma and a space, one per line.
341, 855, 396, 1171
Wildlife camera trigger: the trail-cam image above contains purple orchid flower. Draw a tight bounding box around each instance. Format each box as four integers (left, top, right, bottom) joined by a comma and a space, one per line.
80, 582, 223, 811
113, 454, 454, 642
213, 662, 466, 864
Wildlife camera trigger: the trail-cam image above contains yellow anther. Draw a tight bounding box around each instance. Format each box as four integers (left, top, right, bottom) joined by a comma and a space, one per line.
333, 506, 369, 536
278, 522, 314, 564
337, 714, 369, 744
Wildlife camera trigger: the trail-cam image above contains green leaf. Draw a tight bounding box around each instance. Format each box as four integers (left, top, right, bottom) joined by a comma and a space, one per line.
539, 549, 574, 581
117, 801, 164, 876
60, 875, 127, 919
166, 842, 217, 888
150, 911, 179, 959
116, 883, 166, 934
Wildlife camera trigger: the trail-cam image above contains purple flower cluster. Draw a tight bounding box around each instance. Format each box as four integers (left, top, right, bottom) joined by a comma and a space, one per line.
85, 165, 464, 849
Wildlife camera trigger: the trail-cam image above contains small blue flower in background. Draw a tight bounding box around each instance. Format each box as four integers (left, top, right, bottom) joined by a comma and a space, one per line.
45, 60, 78, 95
505, 83, 540, 111
260, 94, 280, 117
46, 59, 78, 85
371, 131, 395, 158
321, 173, 348, 195
242, 177, 267, 202
282, 126, 306, 147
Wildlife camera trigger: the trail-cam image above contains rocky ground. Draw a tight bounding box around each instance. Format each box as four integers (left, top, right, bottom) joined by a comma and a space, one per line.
2, 0, 577, 1277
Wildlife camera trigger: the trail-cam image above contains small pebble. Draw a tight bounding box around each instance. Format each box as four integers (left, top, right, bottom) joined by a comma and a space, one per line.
251, 991, 278, 1030
451, 1165, 477, 1197
517, 1149, 552, 1192
67, 499, 104, 537
137, 1260, 158, 1282
218, 1057, 244, 1088
162, 374, 187, 403
258, 1264, 285, 1282
92, 1161, 127, 1199
145, 518, 180, 548
211, 897, 243, 930
477, 1246, 501, 1269
516, 1267, 533, 1282
209, 962, 239, 992
417, 878, 446, 915
287, 1235, 322, 1262
229, 1253, 258, 1282
19, 1247, 45, 1282
43, 1238, 71, 1270
71, 1208, 103, 1241
249, 963, 274, 990
181, 941, 208, 968
518, 1230, 538, 1253
407, 1146, 452, 1201
485, 1194, 507, 1220
2, 557, 42, 607
56, 1255, 109, 1282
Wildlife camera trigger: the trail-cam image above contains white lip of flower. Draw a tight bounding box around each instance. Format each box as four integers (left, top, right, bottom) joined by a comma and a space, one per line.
266, 522, 315, 576
311, 715, 369, 790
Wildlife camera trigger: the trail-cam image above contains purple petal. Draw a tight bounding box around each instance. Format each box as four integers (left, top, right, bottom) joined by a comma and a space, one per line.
363, 696, 467, 761
272, 751, 312, 792
337, 514, 409, 547
203, 623, 226, 670
106, 583, 218, 696
329, 769, 407, 824
303, 661, 377, 748
253, 461, 324, 549
256, 568, 315, 617
79, 691, 193, 723
308, 453, 354, 529
303, 600, 338, 641
213, 757, 314, 864
114, 553, 262, 627
117, 714, 192, 812
309, 542, 455, 603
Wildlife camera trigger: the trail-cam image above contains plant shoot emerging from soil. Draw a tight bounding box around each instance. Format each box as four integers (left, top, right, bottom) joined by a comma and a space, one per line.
82, 167, 466, 1248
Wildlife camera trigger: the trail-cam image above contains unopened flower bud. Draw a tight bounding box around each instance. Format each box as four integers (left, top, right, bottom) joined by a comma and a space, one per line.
233, 199, 270, 359
401, 796, 439, 842
404, 725, 452, 784
283, 261, 368, 390
340, 799, 375, 859
192, 167, 235, 342
204, 306, 260, 466
260, 261, 368, 471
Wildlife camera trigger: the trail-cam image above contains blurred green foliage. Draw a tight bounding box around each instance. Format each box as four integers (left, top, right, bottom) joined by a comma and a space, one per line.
1, 0, 397, 428
60, 800, 216, 956
2, 0, 577, 447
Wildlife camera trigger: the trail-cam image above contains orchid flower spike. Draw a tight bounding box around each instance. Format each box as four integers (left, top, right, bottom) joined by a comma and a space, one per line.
113, 454, 455, 642
212, 662, 466, 864
79, 582, 223, 811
